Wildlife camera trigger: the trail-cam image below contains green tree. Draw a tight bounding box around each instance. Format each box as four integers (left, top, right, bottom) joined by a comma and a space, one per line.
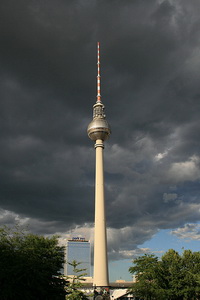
161, 249, 183, 299
181, 250, 200, 299
129, 249, 200, 300
65, 260, 90, 300
129, 254, 161, 300
0, 225, 66, 300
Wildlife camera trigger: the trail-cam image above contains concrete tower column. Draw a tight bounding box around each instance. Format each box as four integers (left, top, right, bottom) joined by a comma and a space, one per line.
93, 139, 109, 287
87, 42, 111, 296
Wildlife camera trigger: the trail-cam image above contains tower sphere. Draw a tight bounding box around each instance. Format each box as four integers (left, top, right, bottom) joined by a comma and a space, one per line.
87, 117, 111, 141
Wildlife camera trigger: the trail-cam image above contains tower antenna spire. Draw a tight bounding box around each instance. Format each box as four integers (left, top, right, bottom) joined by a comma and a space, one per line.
97, 42, 101, 102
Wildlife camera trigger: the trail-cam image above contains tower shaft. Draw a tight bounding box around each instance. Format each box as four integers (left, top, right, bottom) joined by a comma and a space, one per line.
93, 139, 109, 287
87, 42, 111, 294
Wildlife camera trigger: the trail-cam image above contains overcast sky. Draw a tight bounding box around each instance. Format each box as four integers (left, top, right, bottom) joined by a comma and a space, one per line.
1, 0, 200, 279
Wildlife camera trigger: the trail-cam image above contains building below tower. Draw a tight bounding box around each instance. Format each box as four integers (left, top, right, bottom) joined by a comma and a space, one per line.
64, 237, 91, 277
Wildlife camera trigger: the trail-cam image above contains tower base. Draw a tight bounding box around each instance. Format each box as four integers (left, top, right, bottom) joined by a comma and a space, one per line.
93, 286, 110, 300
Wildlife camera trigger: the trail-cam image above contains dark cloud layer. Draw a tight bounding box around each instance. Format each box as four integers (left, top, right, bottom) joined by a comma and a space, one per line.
1, 0, 200, 260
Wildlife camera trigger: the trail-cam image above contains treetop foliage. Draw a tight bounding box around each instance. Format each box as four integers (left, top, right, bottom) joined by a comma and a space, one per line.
0, 225, 66, 300
129, 249, 200, 300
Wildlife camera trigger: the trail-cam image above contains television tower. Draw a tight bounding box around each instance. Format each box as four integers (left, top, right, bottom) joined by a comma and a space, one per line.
87, 42, 111, 293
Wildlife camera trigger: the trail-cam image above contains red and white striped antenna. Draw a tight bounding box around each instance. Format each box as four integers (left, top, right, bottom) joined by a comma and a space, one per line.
97, 42, 101, 102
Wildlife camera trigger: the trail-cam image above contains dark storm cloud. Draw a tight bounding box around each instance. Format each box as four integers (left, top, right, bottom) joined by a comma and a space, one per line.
1, 0, 200, 259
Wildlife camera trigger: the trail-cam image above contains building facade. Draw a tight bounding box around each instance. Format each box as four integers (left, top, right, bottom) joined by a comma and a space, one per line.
64, 238, 91, 277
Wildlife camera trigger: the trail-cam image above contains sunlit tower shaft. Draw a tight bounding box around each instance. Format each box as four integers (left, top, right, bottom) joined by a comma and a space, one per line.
87, 42, 111, 289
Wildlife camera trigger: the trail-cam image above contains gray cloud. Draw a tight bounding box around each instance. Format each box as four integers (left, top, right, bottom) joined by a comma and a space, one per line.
171, 223, 200, 241
0, 0, 200, 260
